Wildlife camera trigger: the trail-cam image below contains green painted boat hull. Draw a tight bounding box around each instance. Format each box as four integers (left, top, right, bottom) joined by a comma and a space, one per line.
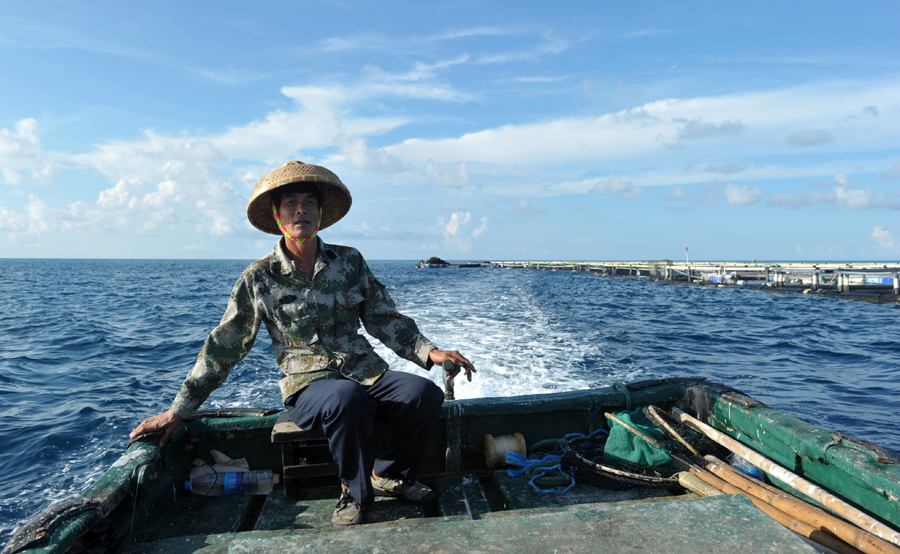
8, 378, 900, 554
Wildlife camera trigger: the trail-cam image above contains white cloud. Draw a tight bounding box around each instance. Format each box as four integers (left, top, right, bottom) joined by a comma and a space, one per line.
472, 216, 488, 238
0, 194, 91, 237
0, 118, 42, 163
141, 179, 184, 207
494, 75, 571, 84
369, 55, 470, 82
212, 78, 473, 162
881, 160, 900, 180
872, 226, 896, 250
354, 81, 475, 103
333, 137, 405, 173
767, 192, 803, 208
786, 129, 834, 146
0, 127, 250, 241
193, 67, 272, 86
429, 26, 521, 41
2, 167, 23, 186
81, 131, 225, 181
768, 174, 900, 210
0, 67, 443, 242
723, 183, 762, 205
434, 211, 488, 250
475, 31, 572, 64
515, 198, 547, 215
327, 221, 430, 242
444, 212, 470, 236
587, 176, 643, 199
621, 28, 678, 38
0, 61, 474, 243
387, 79, 900, 169
678, 118, 746, 140
316, 33, 386, 53
704, 162, 747, 174
664, 180, 759, 207
833, 186, 883, 210
4, 70, 900, 252
211, 85, 412, 159
313, 26, 520, 53
425, 160, 470, 188
0, 118, 58, 186
694, 182, 722, 205
664, 186, 690, 202
767, 190, 836, 208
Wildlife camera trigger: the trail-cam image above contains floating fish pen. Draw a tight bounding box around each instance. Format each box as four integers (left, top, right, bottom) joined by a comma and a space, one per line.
488, 260, 900, 304
494, 261, 654, 275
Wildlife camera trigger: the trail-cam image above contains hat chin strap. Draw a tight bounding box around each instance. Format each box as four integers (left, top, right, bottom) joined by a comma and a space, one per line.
272, 201, 323, 243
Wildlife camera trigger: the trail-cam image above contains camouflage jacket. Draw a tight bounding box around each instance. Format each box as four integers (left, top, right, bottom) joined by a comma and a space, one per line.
170, 238, 437, 418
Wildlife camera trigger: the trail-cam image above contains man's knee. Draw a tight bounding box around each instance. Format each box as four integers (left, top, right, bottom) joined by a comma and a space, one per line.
320, 381, 373, 421
407, 378, 444, 420
393, 373, 444, 408
422, 379, 444, 410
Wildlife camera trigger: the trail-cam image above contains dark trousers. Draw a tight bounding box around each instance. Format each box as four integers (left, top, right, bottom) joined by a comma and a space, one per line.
286, 370, 444, 506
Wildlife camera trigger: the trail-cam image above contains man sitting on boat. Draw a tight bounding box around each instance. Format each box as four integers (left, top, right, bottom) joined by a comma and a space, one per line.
130, 161, 475, 526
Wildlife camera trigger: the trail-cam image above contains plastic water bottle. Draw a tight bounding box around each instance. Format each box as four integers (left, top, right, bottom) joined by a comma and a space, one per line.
185, 470, 276, 496
729, 453, 764, 481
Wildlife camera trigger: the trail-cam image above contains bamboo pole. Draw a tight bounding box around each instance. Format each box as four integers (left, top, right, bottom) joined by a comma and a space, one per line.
684, 463, 864, 554
646, 405, 700, 455
603, 412, 670, 451
704, 457, 900, 554
677, 471, 723, 497
672, 408, 900, 546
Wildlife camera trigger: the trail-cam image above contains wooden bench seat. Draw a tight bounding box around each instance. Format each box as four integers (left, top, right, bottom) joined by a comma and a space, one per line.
271, 412, 338, 500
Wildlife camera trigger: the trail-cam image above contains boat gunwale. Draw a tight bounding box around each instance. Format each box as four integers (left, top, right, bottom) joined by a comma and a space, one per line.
8, 378, 900, 554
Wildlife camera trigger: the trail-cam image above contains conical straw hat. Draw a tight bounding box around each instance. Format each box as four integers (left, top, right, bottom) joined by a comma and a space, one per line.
246, 161, 352, 235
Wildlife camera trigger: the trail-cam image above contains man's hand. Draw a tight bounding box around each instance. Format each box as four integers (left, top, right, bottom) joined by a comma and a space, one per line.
129, 410, 183, 447
429, 349, 476, 382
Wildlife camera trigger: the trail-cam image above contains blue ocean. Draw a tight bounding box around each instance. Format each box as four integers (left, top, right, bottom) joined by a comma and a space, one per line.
1, 258, 899, 543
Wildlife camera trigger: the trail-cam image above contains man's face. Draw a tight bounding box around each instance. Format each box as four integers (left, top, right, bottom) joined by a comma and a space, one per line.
278, 192, 319, 238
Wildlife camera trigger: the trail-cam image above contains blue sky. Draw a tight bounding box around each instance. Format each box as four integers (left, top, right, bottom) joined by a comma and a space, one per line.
1, 1, 899, 261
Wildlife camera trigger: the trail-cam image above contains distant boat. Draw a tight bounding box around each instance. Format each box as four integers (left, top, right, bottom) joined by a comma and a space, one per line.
417, 257, 450, 268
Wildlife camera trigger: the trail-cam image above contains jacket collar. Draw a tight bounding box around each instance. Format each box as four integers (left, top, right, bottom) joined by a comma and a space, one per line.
271, 237, 338, 276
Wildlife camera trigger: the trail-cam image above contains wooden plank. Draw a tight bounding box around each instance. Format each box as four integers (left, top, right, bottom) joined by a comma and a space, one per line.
271, 413, 315, 443
144, 495, 256, 542
493, 470, 669, 511
433, 474, 491, 517
253, 488, 424, 532
230, 495, 819, 554
283, 463, 338, 479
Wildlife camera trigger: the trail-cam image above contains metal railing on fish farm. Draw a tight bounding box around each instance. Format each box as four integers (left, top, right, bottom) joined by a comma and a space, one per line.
484, 260, 900, 303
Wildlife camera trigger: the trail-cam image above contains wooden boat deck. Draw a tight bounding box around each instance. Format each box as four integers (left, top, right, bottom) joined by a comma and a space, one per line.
11, 379, 899, 554
120, 492, 819, 554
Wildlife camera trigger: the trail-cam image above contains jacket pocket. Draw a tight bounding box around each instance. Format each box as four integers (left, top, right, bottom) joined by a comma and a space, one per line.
272, 301, 316, 342
334, 286, 365, 333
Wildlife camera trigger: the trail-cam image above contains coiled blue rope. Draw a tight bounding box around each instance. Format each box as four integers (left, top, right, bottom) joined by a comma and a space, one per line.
506, 428, 609, 495
506, 452, 575, 494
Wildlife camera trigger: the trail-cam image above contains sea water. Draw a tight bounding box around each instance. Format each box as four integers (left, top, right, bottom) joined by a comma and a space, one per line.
1, 259, 899, 542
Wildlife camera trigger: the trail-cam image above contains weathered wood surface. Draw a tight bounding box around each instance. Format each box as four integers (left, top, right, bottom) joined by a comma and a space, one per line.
228, 495, 819, 554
